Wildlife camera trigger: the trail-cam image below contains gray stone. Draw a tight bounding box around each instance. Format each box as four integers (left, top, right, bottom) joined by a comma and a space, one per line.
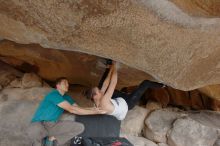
158, 143, 169, 146
9, 78, 22, 88
146, 100, 162, 111
121, 106, 149, 136
167, 117, 218, 146
188, 110, 220, 130
22, 73, 42, 88
144, 108, 185, 143
125, 136, 158, 146
0, 61, 22, 88
0, 87, 51, 146
214, 139, 220, 146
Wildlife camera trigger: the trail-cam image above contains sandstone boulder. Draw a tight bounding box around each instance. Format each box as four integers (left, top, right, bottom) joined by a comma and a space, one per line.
214, 139, 220, 146
188, 110, 220, 131
9, 78, 22, 88
158, 143, 169, 146
167, 117, 218, 146
121, 106, 149, 136
21, 73, 42, 88
0, 87, 51, 146
125, 136, 158, 146
144, 108, 185, 143
170, 0, 220, 17
146, 100, 163, 111
0, 61, 22, 87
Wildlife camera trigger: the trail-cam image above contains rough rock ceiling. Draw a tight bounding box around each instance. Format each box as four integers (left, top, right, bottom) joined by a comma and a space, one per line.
170, 0, 220, 17
0, 40, 152, 89
0, 0, 219, 90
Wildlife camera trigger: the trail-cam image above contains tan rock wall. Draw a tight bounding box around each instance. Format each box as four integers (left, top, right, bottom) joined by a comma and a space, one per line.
0, 40, 152, 88
145, 87, 220, 111
171, 0, 220, 17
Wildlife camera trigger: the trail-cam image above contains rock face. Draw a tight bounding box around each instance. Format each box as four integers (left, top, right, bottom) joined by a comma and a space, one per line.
158, 143, 169, 146
188, 110, 220, 130
146, 100, 162, 111
0, 61, 22, 88
199, 85, 220, 101
170, 0, 220, 17
21, 73, 42, 88
125, 136, 158, 146
0, 0, 220, 90
214, 139, 220, 146
0, 40, 152, 89
121, 106, 149, 136
1, 40, 220, 105
145, 87, 220, 110
167, 117, 218, 146
0, 87, 51, 146
144, 108, 185, 143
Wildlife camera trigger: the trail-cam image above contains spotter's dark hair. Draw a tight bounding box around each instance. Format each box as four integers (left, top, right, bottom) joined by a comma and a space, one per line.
55, 77, 67, 86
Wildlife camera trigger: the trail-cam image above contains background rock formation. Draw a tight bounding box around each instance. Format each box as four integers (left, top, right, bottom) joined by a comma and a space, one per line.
170, 0, 220, 17
0, 0, 219, 90
145, 87, 220, 110
0, 40, 152, 88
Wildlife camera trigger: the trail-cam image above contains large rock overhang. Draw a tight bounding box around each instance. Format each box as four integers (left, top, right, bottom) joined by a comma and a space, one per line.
0, 0, 220, 90
0, 40, 153, 89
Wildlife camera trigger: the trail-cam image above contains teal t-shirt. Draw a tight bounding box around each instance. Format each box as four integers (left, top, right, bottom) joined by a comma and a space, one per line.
31, 89, 75, 123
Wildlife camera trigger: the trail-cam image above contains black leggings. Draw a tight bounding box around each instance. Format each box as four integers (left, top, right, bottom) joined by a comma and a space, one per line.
98, 67, 164, 110
113, 80, 163, 110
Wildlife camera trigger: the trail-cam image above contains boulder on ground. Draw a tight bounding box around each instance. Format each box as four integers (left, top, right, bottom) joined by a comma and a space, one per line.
144, 108, 186, 143
125, 135, 158, 146
9, 78, 22, 88
214, 139, 220, 146
146, 100, 163, 111
0, 87, 51, 146
121, 106, 149, 136
0, 61, 22, 87
167, 117, 218, 146
21, 73, 42, 88
158, 143, 169, 146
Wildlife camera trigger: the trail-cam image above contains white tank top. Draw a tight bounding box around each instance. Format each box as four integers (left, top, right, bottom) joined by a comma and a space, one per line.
108, 97, 128, 120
